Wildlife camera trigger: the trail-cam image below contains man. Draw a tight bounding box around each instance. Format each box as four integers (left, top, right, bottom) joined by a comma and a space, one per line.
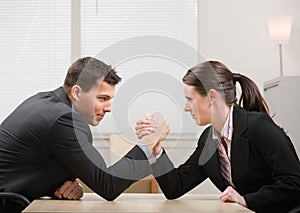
0, 57, 168, 212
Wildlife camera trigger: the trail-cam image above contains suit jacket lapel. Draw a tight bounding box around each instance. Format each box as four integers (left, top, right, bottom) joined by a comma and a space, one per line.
231, 106, 249, 194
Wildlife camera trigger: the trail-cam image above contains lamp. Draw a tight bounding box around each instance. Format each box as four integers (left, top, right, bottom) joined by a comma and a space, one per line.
268, 16, 292, 76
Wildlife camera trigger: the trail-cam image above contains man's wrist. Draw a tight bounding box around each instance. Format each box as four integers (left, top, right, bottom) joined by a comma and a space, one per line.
74, 179, 83, 190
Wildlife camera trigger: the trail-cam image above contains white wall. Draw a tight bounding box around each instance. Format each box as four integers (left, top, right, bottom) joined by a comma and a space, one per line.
198, 0, 300, 92
1, 0, 300, 136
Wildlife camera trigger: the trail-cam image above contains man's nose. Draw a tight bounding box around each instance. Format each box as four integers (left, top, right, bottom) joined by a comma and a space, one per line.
104, 101, 112, 112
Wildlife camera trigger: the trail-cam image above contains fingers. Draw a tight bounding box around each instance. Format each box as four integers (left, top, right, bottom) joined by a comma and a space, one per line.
220, 186, 232, 202
136, 126, 156, 140
54, 188, 62, 199
135, 123, 156, 133
139, 113, 170, 150
135, 120, 155, 130
55, 180, 83, 200
135, 112, 170, 152
70, 188, 84, 200
136, 129, 155, 140
135, 117, 156, 139
59, 182, 74, 199
220, 186, 247, 207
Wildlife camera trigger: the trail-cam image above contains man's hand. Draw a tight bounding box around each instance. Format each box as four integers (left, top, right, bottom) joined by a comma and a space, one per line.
54, 180, 83, 200
135, 113, 156, 140
220, 186, 247, 207
135, 113, 170, 155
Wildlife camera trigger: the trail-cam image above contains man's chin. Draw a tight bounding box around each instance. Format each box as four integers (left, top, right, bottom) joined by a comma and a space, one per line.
88, 120, 101, 126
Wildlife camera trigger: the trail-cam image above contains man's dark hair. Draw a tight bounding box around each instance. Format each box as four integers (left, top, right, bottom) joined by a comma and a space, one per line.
63, 56, 121, 95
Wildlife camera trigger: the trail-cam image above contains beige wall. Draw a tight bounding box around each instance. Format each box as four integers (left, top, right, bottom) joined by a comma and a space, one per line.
198, 0, 300, 92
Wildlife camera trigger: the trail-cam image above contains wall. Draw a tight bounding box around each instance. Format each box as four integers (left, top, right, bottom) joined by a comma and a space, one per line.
198, 0, 300, 92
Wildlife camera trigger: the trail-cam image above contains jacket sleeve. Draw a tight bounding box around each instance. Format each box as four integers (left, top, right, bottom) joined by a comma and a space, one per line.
47, 112, 152, 201
244, 113, 300, 212
151, 127, 211, 199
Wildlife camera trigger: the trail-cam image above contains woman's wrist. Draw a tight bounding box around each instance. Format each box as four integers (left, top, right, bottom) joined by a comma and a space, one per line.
152, 145, 163, 158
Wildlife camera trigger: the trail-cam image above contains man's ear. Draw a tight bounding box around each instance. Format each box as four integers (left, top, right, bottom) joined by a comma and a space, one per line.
207, 89, 218, 103
71, 85, 82, 101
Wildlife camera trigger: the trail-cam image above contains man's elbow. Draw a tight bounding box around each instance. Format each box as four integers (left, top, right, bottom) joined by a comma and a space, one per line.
163, 192, 181, 200
101, 193, 120, 201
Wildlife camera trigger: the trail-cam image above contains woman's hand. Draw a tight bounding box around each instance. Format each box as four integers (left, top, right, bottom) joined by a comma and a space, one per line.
220, 186, 247, 207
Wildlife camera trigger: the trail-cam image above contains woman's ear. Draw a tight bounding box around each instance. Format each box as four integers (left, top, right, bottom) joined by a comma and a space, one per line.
208, 89, 218, 104
71, 85, 82, 101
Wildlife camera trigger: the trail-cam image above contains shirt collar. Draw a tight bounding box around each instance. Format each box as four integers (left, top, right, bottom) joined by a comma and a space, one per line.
212, 105, 234, 141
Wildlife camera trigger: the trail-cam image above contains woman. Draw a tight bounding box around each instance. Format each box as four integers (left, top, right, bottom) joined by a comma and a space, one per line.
136, 61, 300, 213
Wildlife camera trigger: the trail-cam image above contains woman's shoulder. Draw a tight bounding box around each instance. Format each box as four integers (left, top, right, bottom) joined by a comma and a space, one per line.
236, 106, 286, 142
234, 105, 272, 126
247, 111, 274, 129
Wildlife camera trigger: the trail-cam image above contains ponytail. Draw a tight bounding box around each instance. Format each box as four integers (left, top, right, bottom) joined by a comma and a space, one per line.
233, 73, 269, 113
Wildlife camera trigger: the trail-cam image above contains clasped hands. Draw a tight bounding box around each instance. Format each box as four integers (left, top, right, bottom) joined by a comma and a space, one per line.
135, 113, 170, 156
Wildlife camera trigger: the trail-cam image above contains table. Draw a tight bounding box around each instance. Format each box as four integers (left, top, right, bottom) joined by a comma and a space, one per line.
23, 193, 253, 213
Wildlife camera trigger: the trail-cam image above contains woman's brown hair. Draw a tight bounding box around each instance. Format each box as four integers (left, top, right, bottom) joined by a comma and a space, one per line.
182, 61, 269, 113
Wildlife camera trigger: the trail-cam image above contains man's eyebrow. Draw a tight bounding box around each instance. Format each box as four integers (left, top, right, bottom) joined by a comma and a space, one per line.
98, 94, 116, 99
97, 94, 110, 98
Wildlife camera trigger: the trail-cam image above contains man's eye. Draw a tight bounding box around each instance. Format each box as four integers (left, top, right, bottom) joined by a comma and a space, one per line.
98, 97, 106, 102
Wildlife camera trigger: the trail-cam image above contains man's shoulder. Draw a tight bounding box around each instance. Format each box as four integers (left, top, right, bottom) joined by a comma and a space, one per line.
13, 88, 73, 126
29, 87, 71, 110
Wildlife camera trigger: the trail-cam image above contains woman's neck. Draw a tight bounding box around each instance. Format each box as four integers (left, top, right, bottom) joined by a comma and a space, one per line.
212, 103, 231, 134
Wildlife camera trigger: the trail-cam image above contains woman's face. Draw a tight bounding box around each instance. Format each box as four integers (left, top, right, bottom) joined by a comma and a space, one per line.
183, 83, 211, 126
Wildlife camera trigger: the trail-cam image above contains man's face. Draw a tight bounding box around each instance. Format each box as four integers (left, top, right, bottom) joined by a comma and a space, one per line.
75, 81, 115, 126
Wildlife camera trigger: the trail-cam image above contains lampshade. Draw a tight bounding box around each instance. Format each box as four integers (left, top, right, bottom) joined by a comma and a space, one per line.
268, 16, 292, 44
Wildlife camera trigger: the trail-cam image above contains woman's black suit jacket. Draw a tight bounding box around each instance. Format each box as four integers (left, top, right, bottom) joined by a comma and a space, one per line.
0, 87, 151, 201
152, 106, 300, 213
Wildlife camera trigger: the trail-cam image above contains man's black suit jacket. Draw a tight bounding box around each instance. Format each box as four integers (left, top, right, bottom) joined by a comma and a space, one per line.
152, 106, 300, 213
0, 87, 151, 201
